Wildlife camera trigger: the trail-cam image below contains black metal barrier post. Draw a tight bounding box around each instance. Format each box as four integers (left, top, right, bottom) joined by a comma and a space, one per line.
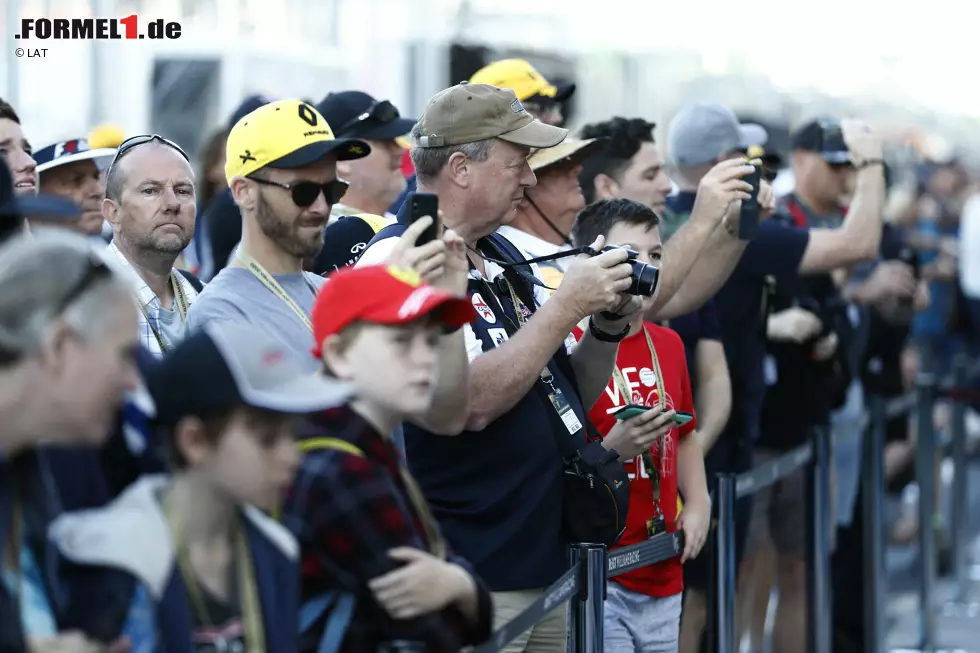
948, 354, 969, 605
712, 473, 737, 653
863, 394, 887, 653
915, 372, 938, 651
806, 426, 833, 653
568, 544, 606, 653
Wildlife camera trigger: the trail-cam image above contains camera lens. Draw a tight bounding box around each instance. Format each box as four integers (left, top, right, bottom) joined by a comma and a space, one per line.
629, 261, 659, 297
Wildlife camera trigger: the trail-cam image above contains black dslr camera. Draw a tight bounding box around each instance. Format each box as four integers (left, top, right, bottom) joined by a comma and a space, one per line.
586, 245, 660, 297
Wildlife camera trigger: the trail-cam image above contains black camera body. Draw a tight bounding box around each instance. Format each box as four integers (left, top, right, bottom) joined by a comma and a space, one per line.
586, 245, 660, 297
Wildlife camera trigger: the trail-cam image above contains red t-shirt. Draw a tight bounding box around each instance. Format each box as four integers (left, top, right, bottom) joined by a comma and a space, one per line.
573, 321, 696, 598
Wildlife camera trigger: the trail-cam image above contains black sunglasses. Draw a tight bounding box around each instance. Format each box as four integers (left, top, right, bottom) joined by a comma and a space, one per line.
54, 254, 112, 315
338, 100, 400, 135
249, 176, 349, 208
105, 134, 189, 182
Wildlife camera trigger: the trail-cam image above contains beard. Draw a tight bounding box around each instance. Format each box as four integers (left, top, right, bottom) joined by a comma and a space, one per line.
255, 193, 325, 259
131, 221, 192, 255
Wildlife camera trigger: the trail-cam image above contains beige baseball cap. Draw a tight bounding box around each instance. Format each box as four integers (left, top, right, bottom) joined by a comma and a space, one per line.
415, 83, 568, 150
527, 138, 600, 172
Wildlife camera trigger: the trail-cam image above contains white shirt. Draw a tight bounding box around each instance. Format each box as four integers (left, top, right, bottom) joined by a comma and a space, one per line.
959, 193, 980, 299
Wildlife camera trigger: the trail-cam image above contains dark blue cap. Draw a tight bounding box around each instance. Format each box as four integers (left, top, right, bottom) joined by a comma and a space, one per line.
316, 91, 416, 141
312, 214, 388, 275
791, 118, 850, 165
227, 94, 275, 133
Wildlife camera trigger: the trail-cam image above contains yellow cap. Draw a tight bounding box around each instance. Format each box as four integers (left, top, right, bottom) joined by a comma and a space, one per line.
88, 123, 125, 149
470, 59, 573, 102
224, 99, 371, 184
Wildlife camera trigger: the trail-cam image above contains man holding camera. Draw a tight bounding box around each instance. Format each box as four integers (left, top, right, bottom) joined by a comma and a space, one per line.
357, 82, 664, 653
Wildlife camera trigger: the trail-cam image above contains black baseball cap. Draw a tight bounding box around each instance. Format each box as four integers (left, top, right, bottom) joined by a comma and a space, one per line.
313, 214, 389, 275
791, 118, 851, 165
147, 323, 353, 427
316, 91, 416, 141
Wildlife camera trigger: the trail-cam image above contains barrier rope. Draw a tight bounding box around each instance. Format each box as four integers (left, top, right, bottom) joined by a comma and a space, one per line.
472, 532, 684, 653
736, 442, 813, 499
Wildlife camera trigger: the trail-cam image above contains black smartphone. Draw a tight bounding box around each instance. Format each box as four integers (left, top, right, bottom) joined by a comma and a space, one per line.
408, 192, 440, 245
738, 163, 762, 240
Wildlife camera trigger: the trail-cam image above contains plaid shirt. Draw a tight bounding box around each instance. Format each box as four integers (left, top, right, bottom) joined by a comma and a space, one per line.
282, 407, 493, 653
106, 242, 200, 358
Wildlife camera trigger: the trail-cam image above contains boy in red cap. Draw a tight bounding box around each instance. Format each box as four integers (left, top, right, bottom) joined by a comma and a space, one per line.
282, 264, 493, 653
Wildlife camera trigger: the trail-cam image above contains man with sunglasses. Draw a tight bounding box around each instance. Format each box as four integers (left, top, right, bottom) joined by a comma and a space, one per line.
185, 100, 371, 368
102, 134, 202, 359
317, 91, 415, 221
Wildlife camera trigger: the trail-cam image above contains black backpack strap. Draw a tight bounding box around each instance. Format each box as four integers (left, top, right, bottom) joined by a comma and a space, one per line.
176, 268, 204, 293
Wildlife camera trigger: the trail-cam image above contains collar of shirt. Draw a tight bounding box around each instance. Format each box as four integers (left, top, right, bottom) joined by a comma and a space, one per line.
106, 241, 165, 309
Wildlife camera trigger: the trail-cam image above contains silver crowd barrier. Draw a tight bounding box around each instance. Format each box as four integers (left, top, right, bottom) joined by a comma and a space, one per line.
471, 532, 685, 653
865, 353, 980, 653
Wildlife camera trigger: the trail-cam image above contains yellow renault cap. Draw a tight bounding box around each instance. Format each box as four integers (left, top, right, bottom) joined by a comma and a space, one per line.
470, 59, 576, 103
225, 99, 371, 183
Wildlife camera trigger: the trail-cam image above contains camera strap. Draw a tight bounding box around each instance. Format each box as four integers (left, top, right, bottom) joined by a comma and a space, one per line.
468, 242, 592, 291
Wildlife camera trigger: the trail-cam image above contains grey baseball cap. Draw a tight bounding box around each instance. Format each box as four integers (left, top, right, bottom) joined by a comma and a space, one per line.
147, 322, 353, 425
667, 104, 768, 167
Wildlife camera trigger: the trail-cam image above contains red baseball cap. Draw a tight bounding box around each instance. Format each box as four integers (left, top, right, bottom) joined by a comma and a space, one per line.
311, 264, 476, 358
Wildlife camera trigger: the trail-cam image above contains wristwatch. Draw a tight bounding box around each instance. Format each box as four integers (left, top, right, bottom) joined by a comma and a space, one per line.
589, 316, 631, 343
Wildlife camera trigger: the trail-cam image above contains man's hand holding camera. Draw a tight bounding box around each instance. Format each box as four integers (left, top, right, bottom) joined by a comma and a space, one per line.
556, 235, 643, 331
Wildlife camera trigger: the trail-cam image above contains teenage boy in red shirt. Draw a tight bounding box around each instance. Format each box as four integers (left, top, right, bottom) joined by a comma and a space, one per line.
571, 197, 711, 652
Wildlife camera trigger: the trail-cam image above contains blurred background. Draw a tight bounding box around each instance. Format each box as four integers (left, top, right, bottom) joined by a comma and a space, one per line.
2, 0, 978, 173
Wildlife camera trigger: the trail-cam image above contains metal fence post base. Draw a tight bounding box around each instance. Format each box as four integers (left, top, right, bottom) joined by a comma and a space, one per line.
948, 355, 969, 605
916, 373, 938, 650
710, 474, 737, 653
806, 427, 833, 653
568, 543, 607, 653
864, 395, 887, 653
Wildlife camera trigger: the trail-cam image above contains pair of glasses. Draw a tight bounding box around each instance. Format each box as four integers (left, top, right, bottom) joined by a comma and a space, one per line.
338, 100, 400, 135
249, 176, 349, 208
105, 134, 189, 184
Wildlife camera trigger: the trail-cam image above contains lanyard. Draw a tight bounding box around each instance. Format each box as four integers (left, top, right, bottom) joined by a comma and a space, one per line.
137, 273, 191, 354
394, 456, 447, 561
236, 252, 315, 333
165, 503, 266, 653
611, 326, 666, 507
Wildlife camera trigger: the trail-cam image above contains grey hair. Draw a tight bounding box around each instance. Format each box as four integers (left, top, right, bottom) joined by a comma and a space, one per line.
409, 122, 494, 185
0, 229, 132, 363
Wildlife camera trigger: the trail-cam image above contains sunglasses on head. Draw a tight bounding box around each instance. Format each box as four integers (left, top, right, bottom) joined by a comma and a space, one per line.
105, 134, 189, 181
338, 100, 400, 135
249, 176, 349, 208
